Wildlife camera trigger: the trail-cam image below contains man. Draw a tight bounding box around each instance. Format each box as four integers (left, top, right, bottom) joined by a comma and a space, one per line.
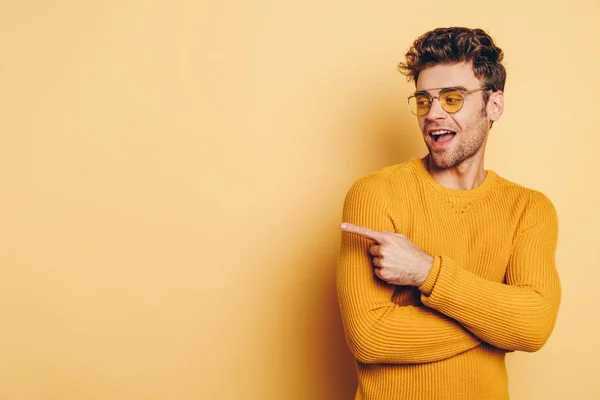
336, 27, 561, 400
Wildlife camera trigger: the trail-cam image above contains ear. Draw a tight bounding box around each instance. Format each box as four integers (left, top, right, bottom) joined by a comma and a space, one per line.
487, 90, 504, 122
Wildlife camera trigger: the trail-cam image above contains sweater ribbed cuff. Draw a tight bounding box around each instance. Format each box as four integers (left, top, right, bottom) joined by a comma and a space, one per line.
418, 255, 441, 295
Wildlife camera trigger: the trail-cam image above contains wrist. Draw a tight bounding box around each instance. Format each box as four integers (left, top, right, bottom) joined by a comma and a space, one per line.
414, 253, 434, 286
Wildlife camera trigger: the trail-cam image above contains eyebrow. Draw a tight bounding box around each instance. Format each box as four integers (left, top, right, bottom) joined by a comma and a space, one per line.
415, 86, 468, 94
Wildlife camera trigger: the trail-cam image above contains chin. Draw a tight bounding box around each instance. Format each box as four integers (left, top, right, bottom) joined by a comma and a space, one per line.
428, 151, 460, 169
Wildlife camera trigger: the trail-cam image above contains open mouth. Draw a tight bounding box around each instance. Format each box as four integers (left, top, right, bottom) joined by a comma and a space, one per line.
430, 130, 456, 145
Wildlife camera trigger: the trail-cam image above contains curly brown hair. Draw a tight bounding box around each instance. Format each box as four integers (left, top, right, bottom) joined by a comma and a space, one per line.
398, 27, 506, 103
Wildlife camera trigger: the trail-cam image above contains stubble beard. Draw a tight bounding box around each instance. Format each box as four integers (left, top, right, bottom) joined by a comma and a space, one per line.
427, 108, 489, 170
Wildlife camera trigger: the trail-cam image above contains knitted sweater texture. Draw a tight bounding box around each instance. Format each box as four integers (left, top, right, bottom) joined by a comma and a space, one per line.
337, 158, 561, 400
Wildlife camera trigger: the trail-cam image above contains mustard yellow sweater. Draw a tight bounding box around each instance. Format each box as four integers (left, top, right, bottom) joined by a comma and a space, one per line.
337, 157, 561, 400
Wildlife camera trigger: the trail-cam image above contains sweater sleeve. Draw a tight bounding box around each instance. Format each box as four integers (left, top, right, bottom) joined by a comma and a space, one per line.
419, 191, 561, 352
337, 173, 481, 364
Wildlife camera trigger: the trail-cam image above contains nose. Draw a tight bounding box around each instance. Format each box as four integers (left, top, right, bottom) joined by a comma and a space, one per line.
424, 97, 448, 121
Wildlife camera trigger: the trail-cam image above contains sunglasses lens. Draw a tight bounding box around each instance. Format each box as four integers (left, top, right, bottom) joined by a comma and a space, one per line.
440, 90, 464, 113
409, 94, 431, 116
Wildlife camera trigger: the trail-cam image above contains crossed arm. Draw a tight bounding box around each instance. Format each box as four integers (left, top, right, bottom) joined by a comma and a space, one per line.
336, 175, 561, 364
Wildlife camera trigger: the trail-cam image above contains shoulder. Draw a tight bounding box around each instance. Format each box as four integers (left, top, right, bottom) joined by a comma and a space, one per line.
493, 175, 558, 231
497, 173, 555, 200
346, 159, 416, 197
494, 175, 556, 208
342, 162, 415, 227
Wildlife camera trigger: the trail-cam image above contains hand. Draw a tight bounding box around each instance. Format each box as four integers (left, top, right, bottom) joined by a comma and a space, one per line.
340, 222, 434, 287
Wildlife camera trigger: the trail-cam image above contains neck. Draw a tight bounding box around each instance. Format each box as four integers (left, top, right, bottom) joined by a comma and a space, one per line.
423, 154, 487, 190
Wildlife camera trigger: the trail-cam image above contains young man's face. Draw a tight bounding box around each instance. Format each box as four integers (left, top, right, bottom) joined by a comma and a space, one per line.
415, 62, 498, 169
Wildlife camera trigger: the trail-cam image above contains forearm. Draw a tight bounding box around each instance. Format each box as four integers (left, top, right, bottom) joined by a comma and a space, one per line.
338, 292, 481, 364
419, 255, 561, 352
338, 242, 481, 364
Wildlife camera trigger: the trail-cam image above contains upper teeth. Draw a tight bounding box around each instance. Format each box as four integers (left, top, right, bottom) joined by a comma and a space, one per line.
431, 130, 452, 135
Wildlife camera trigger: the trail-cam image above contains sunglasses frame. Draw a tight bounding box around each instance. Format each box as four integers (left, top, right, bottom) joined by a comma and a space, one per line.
407, 87, 490, 116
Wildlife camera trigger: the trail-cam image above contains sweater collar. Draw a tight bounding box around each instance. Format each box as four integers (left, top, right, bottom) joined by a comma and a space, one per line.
411, 157, 498, 198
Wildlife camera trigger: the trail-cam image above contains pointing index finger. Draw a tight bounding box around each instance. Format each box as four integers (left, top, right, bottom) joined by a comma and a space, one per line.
340, 222, 387, 243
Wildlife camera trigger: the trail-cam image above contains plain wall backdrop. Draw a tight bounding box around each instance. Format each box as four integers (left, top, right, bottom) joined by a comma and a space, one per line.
1, 1, 599, 399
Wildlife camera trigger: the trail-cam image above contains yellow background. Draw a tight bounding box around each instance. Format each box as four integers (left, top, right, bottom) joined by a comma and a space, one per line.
1, 1, 599, 399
